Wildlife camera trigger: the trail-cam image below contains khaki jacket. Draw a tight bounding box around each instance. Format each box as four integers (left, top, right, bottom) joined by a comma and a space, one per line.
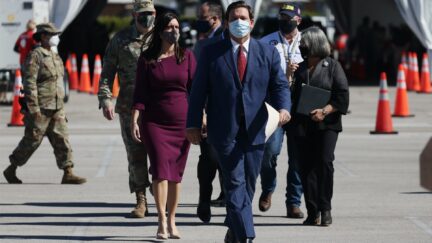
24, 46, 65, 113
98, 25, 147, 114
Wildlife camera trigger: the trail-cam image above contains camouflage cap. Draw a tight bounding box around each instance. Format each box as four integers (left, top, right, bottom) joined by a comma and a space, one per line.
133, 0, 156, 13
33, 22, 61, 41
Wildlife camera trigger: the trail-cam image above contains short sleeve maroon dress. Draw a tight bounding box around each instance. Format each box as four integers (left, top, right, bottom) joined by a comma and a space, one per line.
132, 49, 196, 183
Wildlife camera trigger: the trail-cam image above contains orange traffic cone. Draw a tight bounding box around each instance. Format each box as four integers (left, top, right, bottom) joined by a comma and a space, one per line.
79, 54, 92, 93
401, 51, 408, 84
112, 74, 119, 98
92, 54, 102, 95
370, 72, 398, 134
393, 65, 414, 117
418, 53, 432, 94
8, 70, 24, 127
70, 53, 79, 90
411, 52, 421, 92
65, 55, 72, 76
406, 52, 414, 90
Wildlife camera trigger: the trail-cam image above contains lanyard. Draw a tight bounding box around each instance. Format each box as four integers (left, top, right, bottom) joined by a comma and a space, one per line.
279, 31, 300, 63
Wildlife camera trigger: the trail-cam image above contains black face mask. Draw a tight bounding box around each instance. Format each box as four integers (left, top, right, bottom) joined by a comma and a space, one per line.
279, 19, 298, 34
161, 30, 180, 45
299, 45, 309, 60
137, 13, 155, 28
195, 20, 212, 33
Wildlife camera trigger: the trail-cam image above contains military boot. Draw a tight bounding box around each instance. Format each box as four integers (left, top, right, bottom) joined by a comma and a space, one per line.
61, 167, 87, 184
131, 191, 149, 218
3, 165, 22, 184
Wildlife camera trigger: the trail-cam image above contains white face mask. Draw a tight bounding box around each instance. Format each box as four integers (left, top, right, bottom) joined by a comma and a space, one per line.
229, 19, 251, 38
49, 35, 60, 47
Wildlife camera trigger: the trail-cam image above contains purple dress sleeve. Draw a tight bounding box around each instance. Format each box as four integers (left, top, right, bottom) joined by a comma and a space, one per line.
132, 55, 147, 110
187, 50, 197, 92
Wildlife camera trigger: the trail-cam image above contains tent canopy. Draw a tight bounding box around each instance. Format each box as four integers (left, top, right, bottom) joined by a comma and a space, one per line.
49, 0, 88, 31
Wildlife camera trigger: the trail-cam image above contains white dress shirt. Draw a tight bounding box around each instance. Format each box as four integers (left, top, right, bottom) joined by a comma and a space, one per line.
231, 37, 250, 67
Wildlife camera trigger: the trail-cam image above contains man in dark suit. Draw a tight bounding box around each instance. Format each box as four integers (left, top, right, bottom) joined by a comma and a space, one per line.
195, 1, 224, 39
192, 1, 226, 223
186, 1, 291, 242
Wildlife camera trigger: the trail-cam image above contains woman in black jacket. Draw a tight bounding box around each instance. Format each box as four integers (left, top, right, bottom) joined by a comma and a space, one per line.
289, 26, 349, 226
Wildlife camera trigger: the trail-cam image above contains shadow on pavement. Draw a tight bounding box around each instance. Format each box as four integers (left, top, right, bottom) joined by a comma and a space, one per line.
0, 212, 128, 218
0, 235, 160, 242
255, 223, 304, 227
31, 202, 135, 208
0, 202, 199, 208
400, 191, 432, 194
0, 183, 57, 185
254, 214, 293, 218
1, 202, 135, 208
0, 221, 225, 227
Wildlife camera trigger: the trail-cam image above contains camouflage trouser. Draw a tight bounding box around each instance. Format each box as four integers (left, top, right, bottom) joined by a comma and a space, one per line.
9, 108, 74, 169
119, 113, 150, 193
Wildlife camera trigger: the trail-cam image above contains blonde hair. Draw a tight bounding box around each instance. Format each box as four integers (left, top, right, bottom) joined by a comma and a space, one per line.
27, 20, 36, 30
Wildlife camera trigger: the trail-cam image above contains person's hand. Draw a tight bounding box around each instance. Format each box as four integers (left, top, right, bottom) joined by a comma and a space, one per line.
131, 122, 141, 143
186, 128, 202, 145
287, 62, 299, 76
102, 103, 115, 120
310, 109, 326, 122
201, 115, 207, 138
278, 109, 291, 126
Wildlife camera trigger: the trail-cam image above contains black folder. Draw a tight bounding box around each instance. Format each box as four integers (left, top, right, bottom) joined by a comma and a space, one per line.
296, 83, 331, 116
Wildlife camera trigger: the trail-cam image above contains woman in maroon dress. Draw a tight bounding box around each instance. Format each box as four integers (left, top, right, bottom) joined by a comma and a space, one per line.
131, 12, 196, 240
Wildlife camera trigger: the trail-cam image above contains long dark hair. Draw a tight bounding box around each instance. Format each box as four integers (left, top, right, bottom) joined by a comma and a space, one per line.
142, 12, 185, 64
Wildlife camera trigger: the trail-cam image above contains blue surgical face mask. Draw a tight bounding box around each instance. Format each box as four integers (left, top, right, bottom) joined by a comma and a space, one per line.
229, 19, 251, 38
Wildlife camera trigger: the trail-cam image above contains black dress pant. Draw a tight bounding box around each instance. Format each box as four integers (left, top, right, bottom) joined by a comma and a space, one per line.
198, 138, 222, 202
296, 129, 338, 215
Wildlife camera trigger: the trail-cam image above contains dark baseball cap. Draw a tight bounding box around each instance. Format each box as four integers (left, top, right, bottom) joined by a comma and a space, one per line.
279, 3, 301, 18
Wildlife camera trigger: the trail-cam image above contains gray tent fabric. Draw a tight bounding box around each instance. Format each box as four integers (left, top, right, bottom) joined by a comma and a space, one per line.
395, 0, 432, 80
49, 0, 88, 31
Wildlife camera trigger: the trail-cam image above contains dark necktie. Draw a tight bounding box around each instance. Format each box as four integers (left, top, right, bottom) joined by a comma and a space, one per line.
237, 45, 246, 82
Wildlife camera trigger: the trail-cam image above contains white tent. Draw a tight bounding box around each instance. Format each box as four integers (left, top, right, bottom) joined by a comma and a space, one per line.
327, 0, 432, 82
395, 0, 432, 80
49, 0, 88, 31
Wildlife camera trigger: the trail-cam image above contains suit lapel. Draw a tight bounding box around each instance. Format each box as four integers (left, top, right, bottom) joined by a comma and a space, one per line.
222, 39, 242, 89
298, 62, 308, 84
243, 38, 257, 85
309, 58, 328, 86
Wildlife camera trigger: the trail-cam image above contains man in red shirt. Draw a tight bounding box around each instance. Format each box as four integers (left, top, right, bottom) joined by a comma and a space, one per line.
14, 20, 37, 66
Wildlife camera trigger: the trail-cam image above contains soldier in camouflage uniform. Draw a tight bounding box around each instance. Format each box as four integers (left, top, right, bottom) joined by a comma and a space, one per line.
98, 0, 156, 218
3, 23, 86, 185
